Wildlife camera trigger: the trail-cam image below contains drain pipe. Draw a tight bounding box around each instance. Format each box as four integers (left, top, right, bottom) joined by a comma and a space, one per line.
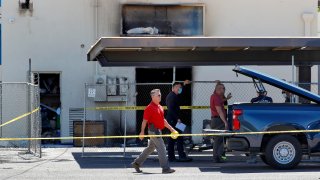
302, 13, 314, 36
94, 0, 100, 76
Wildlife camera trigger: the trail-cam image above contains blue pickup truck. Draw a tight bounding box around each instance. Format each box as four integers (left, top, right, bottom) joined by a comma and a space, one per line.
219, 66, 320, 170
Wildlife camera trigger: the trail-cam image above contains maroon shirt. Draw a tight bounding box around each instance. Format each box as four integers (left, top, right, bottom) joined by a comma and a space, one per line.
210, 93, 226, 117
143, 102, 165, 130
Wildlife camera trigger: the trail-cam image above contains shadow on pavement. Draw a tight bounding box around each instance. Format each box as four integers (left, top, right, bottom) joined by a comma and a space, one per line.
72, 152, 320, 173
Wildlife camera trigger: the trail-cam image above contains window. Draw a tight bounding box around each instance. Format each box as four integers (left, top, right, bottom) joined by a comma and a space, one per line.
121, 4, 204, 36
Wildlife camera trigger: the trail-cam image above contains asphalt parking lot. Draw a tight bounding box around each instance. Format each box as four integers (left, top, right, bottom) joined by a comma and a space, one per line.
0, 147, 320, 180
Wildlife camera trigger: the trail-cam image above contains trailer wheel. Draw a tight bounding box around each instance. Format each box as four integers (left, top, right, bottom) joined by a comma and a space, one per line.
265, 135, 302, 170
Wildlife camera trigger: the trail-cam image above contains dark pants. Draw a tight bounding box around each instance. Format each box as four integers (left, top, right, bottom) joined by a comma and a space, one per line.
211, 117, 225, 158
168, 128, 186, 160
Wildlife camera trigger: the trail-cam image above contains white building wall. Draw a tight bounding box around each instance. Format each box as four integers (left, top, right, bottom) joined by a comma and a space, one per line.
2, 0, 98, 140
191, 0, 318, 142
1, 0, 319, 144
205, 0, 317, 36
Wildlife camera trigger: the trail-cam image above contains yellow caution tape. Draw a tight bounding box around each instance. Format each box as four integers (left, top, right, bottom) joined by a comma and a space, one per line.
87, 106, 211, 111
0, 108, 40, 128
2, 129, 320, 141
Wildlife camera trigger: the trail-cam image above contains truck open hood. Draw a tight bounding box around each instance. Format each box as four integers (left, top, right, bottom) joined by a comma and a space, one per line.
233, 66, 320, 104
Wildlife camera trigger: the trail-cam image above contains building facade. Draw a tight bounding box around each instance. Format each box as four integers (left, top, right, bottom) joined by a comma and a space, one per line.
1, 0, 318, 143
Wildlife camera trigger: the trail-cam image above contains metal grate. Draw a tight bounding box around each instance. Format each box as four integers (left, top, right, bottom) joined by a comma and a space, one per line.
69, 108, 84, 137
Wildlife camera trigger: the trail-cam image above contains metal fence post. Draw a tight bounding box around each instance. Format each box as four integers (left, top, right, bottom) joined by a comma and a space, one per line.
123, 84, 129, 157
0, 83, 2, 138
27, 59, 32, 153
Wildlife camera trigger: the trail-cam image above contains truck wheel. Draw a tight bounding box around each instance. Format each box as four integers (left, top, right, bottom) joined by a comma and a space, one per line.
265, 135, 302, 170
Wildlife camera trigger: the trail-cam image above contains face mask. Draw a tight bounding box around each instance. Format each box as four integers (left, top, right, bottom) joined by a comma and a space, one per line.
178, 88, 183, 94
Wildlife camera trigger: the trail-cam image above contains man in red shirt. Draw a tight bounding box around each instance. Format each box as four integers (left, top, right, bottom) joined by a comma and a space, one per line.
210, 83, 229, 163
131, 89, 177, 174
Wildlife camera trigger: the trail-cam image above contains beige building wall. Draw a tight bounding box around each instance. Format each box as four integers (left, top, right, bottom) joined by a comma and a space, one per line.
1, 0, 318, 143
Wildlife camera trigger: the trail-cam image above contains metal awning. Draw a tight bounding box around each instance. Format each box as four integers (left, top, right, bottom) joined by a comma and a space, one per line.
87, 37, 320, 67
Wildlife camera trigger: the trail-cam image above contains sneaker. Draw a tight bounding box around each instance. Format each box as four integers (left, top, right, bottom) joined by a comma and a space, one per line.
131, 162, 142, 173
162, 168, 175, 174
220, 155, 227, 161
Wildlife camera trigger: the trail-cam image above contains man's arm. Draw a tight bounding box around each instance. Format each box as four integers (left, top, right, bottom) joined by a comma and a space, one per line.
139, 119, 148, 140
215, 105, 228, 130
164, 119, 177, 133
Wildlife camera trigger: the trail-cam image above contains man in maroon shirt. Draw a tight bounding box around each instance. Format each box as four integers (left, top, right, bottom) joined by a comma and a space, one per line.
210, 83, 228, 163
131, 89, 177, 174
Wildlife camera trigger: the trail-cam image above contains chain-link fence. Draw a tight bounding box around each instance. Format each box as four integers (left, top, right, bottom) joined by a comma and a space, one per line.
0, 83, 41, 158
82, 81, 320, 157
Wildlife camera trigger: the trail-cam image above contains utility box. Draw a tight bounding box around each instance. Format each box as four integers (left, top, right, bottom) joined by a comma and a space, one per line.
107, 76, 117, 96
118, 77, 128, 96
93, 85, 107, 101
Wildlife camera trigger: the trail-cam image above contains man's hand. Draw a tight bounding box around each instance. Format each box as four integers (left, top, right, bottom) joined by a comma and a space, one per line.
139, 131, 145, 140
183, 80, 191, 85
227, 93, 232, 100
171, 129, 178, 134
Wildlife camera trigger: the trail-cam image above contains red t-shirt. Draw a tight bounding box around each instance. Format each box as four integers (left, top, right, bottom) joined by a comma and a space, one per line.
210, 93, 225, 117
143, 102, 165, 130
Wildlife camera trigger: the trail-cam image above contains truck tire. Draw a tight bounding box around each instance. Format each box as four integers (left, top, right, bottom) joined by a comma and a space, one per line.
264, 135, 302, 170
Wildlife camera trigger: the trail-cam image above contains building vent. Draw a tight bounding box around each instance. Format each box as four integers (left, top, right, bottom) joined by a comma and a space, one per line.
19, 0, 33, 11
69, 108, 84, 137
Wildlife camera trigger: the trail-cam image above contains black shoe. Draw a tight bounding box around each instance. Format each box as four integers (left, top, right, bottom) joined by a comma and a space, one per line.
168, 158, 177, 162
162, 168, 175, 174
177, 157, 193, 162
131, 162, 142, 173
213, 156, 223, 163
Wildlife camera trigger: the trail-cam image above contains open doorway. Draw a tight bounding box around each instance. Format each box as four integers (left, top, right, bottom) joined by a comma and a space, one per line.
135, 67, 192, 139
35, 73, 61, 144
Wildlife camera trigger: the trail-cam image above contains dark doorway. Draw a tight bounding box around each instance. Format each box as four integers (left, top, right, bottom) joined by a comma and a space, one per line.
36, 73, 61, 144
135, 67, 192, 139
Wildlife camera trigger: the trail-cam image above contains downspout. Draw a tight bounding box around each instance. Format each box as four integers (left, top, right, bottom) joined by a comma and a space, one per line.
302, 13, 314, 36
94, 0, 99, 76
